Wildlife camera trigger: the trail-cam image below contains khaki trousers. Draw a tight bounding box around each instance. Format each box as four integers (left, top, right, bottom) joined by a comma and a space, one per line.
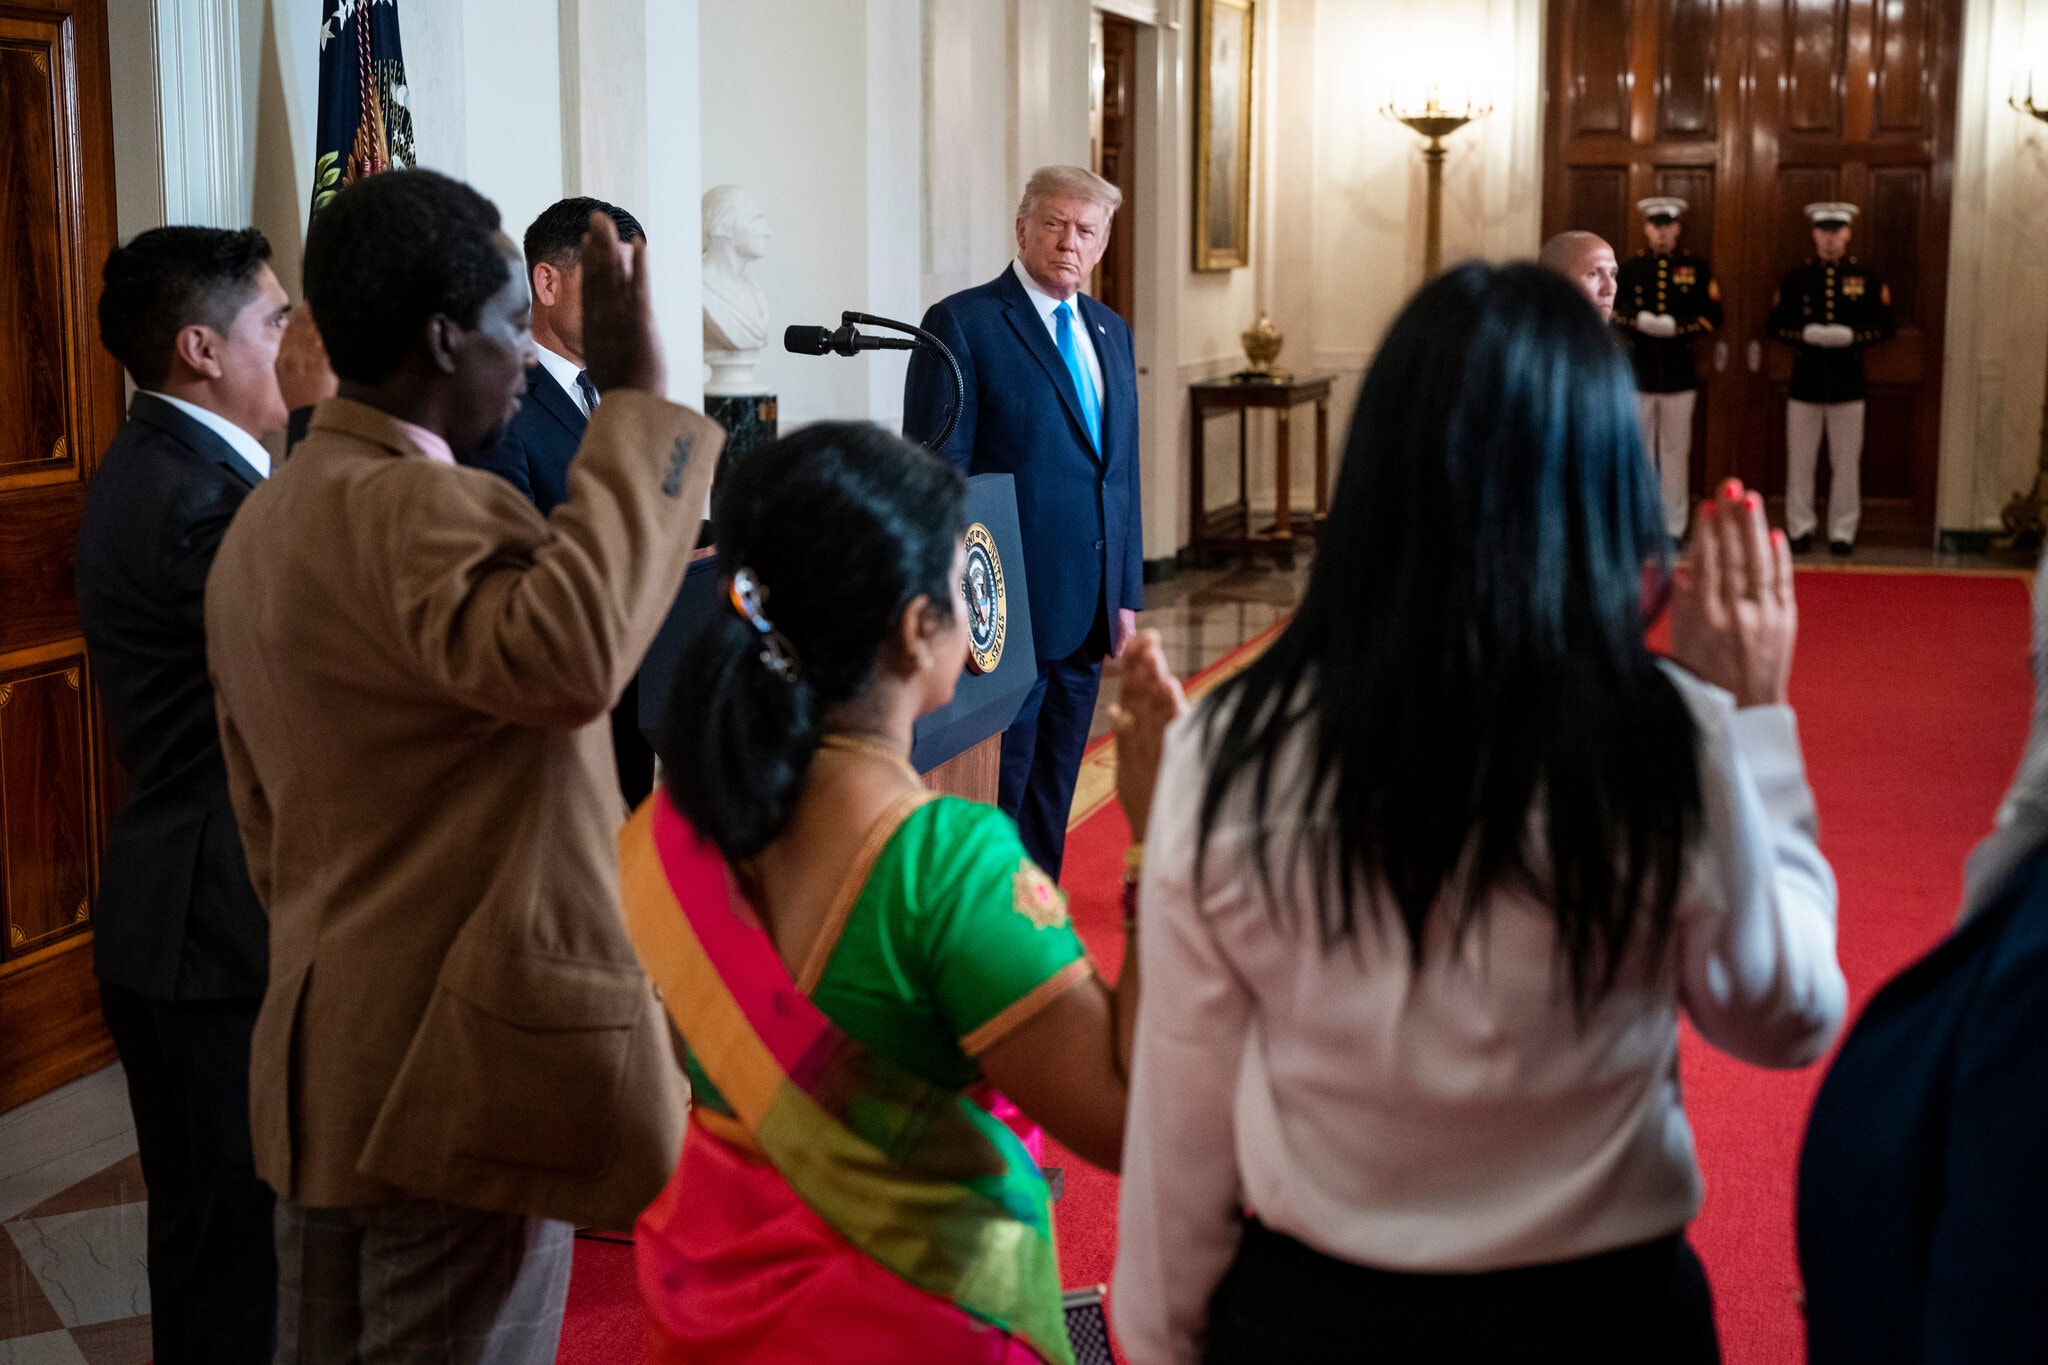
1637, 390, 1697, 539
1785, 399, 1864, 544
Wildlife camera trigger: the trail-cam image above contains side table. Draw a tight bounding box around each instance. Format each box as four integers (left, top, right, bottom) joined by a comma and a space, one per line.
1188, 373, 1336, 569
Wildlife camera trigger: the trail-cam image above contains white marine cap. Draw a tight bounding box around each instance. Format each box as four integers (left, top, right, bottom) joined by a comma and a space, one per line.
1636, 196, 1688, 222
1805, 201, 1858, 227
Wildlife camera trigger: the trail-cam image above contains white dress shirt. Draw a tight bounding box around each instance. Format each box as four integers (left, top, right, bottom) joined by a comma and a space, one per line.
533, 343, 592, 417
144, 391, 271, 478
1112, 662, 1847, 1364
1010, 258, 1104, 406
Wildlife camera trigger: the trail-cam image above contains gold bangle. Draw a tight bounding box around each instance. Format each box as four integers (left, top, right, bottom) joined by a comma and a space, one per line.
1123, 842, 1145, 875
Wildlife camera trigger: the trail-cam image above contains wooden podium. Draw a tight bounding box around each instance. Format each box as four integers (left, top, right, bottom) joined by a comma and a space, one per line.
637, 474, 1036, 806
921, 735, 1002, 804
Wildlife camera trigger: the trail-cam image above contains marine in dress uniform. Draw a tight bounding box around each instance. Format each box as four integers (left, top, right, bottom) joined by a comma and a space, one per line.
1766, 202, 1897, 554
1613, 197, 1723, 540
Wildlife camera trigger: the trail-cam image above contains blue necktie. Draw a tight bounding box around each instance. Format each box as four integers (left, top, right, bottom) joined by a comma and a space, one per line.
1053, 302, 1102, 451
575, 369, 600, 414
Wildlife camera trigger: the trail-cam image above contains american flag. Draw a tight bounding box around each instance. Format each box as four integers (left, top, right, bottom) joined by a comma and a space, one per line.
311, 0, 416, 215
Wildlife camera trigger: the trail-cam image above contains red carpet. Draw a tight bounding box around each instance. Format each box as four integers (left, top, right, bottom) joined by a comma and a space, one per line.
558, 569, 2033, 1363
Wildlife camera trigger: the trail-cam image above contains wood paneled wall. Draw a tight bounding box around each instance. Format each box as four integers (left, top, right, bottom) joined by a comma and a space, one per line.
1544, 0, 1961, 540
0, 0, 125, 1112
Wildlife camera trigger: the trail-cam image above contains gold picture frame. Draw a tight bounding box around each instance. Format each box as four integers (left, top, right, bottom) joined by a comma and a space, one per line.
1194, 0, 1255, 272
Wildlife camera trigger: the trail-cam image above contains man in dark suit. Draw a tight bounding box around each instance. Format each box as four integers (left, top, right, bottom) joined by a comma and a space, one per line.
75, 226, 295, 1365
471, 197, 656, 804
904, 165, 1142, 878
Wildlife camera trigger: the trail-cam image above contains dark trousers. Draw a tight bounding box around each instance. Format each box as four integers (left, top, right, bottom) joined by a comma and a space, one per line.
98, 982, 276, 1365
611, 675, 654, 808
1205, 1218, 1721, 1365
999, 617, 1109, 880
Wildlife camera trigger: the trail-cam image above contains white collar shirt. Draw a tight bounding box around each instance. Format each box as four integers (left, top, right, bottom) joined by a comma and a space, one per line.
144, 391, 272, 479
1010, 258, 1105, 407
533, 343, 592, 417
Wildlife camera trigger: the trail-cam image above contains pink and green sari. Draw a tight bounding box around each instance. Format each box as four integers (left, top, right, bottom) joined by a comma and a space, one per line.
619, 787, 1094, 1364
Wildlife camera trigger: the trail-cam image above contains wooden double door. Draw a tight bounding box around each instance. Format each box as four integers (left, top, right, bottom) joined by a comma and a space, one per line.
0, 0, 123, 1110
1544, 0, 1962, 541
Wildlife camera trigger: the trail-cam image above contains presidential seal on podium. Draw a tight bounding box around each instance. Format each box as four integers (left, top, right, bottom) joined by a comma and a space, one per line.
962, 521, 1007, 676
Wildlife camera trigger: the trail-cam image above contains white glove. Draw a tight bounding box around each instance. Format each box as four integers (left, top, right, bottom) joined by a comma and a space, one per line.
1802, 322, 1855, 349
1635, 312, 1679, 339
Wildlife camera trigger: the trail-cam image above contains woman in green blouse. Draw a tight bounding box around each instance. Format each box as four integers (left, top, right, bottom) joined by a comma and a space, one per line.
618, 421, 1180, 1364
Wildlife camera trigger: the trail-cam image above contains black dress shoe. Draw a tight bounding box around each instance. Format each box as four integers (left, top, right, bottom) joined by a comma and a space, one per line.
1830, 539, 1853, 557
1789, 534, 1814, 554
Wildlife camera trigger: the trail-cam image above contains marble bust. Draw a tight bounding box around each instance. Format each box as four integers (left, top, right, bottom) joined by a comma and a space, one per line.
702, 185, 773, 395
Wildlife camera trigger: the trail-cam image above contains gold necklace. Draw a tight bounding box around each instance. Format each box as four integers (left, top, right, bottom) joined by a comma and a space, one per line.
819, 733, 923, 787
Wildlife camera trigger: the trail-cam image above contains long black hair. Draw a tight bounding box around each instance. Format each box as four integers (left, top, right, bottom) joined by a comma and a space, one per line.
1196, 262, 1700, 1010
661, 422, 966, 862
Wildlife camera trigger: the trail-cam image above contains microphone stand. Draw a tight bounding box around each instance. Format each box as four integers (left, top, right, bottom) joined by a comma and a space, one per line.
841, 312, 966, 455
785, 312, 966, 456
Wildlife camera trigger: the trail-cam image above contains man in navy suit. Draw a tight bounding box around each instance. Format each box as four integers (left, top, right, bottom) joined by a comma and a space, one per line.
472, 197, 657, 804
76, 226, 298, 1364
905, 166, 1142, 878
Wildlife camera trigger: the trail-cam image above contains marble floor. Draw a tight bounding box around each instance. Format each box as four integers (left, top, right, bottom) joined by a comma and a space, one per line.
0, 1064, 149, 1365
1088, 551, 1313, 741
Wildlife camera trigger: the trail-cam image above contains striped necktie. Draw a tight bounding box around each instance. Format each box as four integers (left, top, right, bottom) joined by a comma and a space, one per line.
576, 369, 599, 415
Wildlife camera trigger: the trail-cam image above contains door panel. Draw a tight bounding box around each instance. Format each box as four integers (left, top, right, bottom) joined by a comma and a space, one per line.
0, 0, 124, 1110
1544, 0, 1959, 540
1568, 167, 1632, 253
1569, 0, 1634, 136
1875, 0, 1932, 130
1090, 13, 1138, 327
1657, 0, 1719, 141
1786, 0, 1849, 134
1867, 166, 1924, 322
0, 38, 71, 480
1, 653, 95, 956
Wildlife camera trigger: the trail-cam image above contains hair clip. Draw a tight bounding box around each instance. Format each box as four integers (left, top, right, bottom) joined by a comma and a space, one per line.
728, 567, 801, 683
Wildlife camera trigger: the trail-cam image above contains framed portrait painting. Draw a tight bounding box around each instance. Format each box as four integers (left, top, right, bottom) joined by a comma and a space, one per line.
1195, 0, 1254, 271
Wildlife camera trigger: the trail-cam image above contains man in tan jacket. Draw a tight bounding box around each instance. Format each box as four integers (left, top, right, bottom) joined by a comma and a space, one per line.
205, 168, 718, 1362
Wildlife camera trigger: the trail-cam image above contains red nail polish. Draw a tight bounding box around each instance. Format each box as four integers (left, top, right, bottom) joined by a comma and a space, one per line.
1720, 478, 1743, 500
1746, 491, 1761, 511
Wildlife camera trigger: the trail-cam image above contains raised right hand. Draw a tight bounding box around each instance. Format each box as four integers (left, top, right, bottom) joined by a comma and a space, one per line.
1108, 629, 1187, 844
275, 302, 338, 411
1668, 479, 1797, 708
579, 210, 665, 396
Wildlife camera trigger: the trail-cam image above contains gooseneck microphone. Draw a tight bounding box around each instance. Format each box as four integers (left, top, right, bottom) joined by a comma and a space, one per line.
783, 323, 919, 356
782, 311, 966, 454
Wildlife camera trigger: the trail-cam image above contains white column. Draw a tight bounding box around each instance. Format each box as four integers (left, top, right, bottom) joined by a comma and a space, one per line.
1135, 14, 1189, 561
106, 0, 244, 236
866, 0, 924, 430
562, 0, 704, 408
